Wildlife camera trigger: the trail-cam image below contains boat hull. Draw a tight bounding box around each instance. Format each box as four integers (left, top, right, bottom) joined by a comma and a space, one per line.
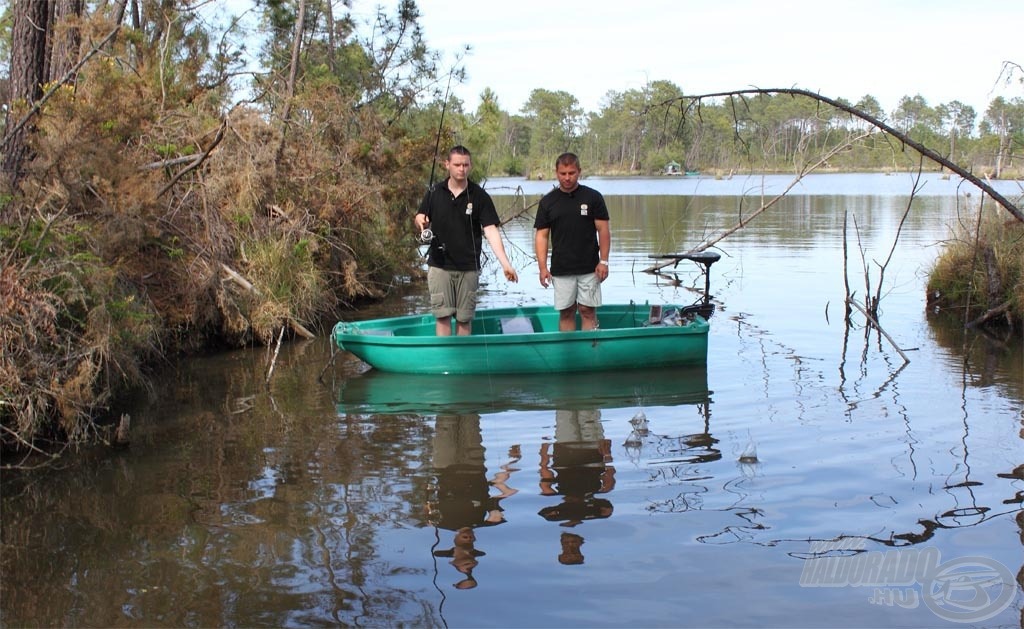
332, 303, 709, 375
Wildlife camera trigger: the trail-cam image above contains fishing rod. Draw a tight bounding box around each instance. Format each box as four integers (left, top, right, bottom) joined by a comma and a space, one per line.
420, 69, 456, 248
427, 69, 455, 191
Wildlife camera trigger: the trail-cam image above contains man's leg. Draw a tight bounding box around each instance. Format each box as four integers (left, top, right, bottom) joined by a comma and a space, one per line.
578, 304, 598, 330
436, 315, 453, 336
558, 307, 577, 331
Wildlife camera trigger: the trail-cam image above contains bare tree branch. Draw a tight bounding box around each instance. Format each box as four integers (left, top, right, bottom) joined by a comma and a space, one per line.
672, 88, 1024, 223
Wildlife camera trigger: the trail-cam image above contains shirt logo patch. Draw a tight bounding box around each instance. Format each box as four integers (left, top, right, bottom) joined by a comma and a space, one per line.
466, 202, 473, 215
580, 203, 589, 216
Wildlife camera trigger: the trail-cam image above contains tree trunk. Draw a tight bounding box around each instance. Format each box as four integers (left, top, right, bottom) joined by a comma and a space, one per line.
50, 0, 84, 82
3, 0, 51, 185
275, 0, 307, 168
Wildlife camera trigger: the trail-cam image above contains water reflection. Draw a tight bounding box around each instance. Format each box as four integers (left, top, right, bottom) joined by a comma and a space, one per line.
538, 409, 616, 529
336, 366, 712, 415
428, 414, 512, 531
428, 414, 520, 588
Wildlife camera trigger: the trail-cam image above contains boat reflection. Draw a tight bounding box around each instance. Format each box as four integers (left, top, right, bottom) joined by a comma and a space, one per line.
336, 365, 711, 415
342, 367, 714, 586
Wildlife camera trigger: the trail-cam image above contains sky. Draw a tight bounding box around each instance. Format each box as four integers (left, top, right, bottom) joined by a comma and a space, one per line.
390, 0, 1021, 118
216, 0, 1022, 119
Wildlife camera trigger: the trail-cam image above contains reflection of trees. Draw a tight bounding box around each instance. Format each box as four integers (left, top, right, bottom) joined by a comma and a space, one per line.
0, 341, 439, 627
927, 311, 1024, 401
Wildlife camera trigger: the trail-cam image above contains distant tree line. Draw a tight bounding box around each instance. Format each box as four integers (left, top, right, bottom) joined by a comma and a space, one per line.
444, 80, 1023, 180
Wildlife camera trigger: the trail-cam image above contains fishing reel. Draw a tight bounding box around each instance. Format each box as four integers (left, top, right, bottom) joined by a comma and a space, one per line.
419, 228, 434, 244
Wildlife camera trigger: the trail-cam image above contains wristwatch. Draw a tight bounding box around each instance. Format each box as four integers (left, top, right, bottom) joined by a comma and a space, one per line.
599, 260, 609, 266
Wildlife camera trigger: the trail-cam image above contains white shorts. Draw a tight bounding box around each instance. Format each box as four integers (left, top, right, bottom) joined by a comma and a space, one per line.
551, 273, 602, 311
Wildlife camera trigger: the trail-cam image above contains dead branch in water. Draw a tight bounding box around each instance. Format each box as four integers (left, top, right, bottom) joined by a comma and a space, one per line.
967, 300, 1013, 328
266, 324, 286, 385
846, 299, 910, 364
867, 165, 922, 317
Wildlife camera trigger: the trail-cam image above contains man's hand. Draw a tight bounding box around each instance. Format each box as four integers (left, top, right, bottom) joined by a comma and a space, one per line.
539, 267, 552, 288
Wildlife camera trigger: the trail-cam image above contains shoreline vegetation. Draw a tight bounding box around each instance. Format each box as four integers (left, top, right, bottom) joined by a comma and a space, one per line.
1, 2, 1022, 461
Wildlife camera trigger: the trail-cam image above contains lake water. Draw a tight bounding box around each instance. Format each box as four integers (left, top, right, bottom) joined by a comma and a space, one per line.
2, 173, 1022, 627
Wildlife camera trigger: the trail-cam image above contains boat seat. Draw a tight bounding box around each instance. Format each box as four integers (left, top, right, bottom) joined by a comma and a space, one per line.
500, 316, 535, 334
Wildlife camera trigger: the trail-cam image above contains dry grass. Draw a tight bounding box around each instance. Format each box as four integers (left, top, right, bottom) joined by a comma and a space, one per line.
928, 205, 1024, 330
1, 26, 435, 454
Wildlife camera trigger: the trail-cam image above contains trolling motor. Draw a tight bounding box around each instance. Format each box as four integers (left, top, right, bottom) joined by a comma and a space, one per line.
648, 251, 721, 320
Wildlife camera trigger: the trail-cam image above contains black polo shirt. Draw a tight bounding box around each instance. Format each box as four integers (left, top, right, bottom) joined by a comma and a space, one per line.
418, 179, 501, 271
534, 184, 609, 276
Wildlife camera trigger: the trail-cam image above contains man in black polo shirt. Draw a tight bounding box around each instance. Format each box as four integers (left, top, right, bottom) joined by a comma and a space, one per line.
534, 153, 611, 331
415, 145, 518, 336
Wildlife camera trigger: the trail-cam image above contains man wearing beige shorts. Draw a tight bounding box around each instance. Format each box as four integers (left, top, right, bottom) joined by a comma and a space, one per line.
415, 146, 518, 335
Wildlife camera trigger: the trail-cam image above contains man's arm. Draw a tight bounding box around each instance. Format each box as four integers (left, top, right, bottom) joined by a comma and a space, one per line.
534, 227, 552, 288
482, 224, 518, 282
595, 219, 611, 281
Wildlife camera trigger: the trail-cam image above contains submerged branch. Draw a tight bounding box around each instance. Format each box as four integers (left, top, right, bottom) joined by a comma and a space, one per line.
847, 299, 910, 364
966, 299, 1013, 329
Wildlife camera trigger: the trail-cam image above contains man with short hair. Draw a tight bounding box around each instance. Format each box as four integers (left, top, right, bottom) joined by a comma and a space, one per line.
534, 153, 611, 331
415, 146, 518, 336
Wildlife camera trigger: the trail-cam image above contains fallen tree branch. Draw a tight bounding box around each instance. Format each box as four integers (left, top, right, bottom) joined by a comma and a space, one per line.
645, 131, 871, 273
220, 263, 316, 340
155, 119, 227, 198
671, 88, 1024, 223
847, 298, 910, 364
221, 262, 257, 292
966, 299, 1012, 329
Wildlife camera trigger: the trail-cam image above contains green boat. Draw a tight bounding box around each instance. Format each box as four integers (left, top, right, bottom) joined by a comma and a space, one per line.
332, 252, 720, 375
336, 365, 711, 415
332, 302, 709, 375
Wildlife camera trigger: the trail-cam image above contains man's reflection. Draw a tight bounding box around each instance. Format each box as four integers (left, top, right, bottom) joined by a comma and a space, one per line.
538, 409, 615, 528
558, 532, 585, 565
428, 414, 519, 588
432, 526, 485, 589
